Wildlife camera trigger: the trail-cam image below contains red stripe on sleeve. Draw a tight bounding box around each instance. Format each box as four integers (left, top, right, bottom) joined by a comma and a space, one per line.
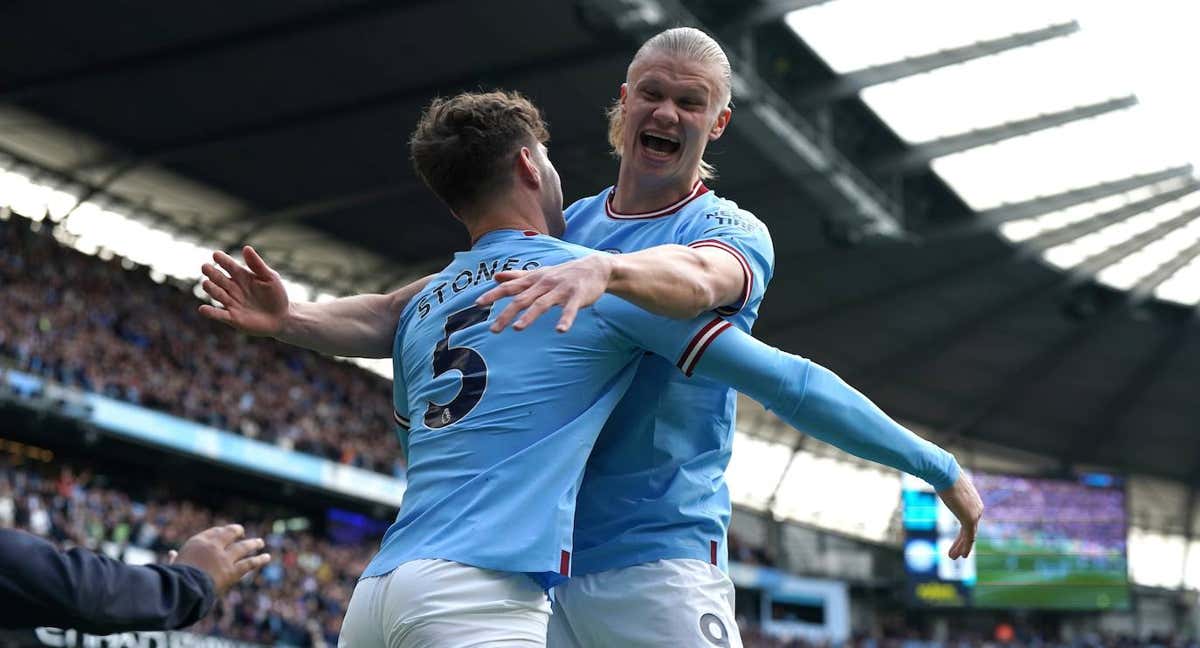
684, 321, 732, 377
710, 540, 718, 566
560, 550, 571, 576
676, 316, 726, 372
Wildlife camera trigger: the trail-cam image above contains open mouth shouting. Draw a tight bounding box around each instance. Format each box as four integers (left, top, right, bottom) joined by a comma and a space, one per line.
639, 130, 681, 160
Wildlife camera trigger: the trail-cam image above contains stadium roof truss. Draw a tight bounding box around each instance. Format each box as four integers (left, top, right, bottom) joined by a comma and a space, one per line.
782, 0, 1200, 306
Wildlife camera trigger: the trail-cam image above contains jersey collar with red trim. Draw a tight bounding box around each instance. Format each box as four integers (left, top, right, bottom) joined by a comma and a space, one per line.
605, 181, 709, 220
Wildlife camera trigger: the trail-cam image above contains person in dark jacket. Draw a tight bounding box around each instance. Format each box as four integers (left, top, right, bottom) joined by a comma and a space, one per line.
0, 523, 269, 634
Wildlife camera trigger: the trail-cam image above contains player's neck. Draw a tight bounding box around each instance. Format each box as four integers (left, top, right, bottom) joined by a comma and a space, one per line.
611, 165, 701, 214
462, 195, 548, 244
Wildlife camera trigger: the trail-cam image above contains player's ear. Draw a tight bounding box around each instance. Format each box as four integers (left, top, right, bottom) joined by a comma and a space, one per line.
517, 146, 541, 188
619, 83, 628, 110
708, 106, 732, 142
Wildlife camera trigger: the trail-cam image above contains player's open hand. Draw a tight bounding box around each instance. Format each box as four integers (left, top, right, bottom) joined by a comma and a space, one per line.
198, 246, 290, 337
937, 471, 984, 559
172, 524, 271, 596
476, 254, 615, 333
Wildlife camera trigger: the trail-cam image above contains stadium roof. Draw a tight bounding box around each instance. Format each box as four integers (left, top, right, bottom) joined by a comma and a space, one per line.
788, 0, 1200, 305
1, 0, 1197, 485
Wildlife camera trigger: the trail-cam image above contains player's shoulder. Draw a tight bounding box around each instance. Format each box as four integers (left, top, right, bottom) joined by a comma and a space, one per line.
707, 191, 768, 229
680, 189, 771, 240
564, 187, 613, 223
485, 232, 595, 266
540, 236, 597, 262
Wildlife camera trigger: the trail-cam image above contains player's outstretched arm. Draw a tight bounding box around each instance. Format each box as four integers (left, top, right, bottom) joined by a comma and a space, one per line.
199, 245, 432, 358
594, 297, 980, 556
476, 244, 745, 333
694, 331, 982, 557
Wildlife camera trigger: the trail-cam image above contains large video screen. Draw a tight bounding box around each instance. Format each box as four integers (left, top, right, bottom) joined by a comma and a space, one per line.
902, 471, 1129, 610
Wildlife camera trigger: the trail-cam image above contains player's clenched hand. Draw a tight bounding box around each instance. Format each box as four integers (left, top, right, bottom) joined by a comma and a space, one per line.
937, 471, 984, 560
198, 246, 290, 337
172, 524, 271, 595
476, 254, 616, 333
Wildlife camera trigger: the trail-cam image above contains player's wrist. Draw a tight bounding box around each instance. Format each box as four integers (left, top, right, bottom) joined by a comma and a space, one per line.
598, 252, 624, 294
274, 301, 305, 341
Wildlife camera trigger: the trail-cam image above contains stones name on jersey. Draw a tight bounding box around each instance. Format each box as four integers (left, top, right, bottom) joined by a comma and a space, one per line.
415, 255, 541, 320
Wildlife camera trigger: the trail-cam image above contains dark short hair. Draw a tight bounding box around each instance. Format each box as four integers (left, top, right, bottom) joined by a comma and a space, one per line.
409, 90, 550, 212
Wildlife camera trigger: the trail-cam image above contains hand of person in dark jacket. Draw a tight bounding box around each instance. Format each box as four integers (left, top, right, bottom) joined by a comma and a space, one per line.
0, 525, 259, 633
170, 524, 271, 595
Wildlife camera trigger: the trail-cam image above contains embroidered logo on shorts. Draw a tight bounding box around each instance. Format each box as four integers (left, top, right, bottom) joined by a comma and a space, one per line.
699, 612, 730, 647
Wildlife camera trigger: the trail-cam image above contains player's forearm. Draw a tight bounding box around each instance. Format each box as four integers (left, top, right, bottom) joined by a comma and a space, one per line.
778, 359, 960, 490
279, 295, 396, 358
690, 331, 959, 489
278, 276, 433, 358
607, 245, 735, 319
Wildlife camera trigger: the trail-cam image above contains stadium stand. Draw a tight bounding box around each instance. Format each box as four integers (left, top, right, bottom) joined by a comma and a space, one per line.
0, 218, 404, 478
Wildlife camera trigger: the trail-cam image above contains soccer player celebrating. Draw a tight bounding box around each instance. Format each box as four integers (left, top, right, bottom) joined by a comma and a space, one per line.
199, 29, 983, 647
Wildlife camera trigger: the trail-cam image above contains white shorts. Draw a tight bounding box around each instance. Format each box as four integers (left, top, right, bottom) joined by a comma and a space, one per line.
547, 558, 742, 648
339, 559, 551, 648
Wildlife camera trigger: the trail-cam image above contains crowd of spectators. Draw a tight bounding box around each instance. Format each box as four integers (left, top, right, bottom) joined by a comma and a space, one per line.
973, 474, 1127, 554
0, 453, 375, 646
0, 218, 403, 476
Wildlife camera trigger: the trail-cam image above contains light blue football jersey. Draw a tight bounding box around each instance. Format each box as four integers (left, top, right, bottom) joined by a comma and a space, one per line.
362, 229, 633, 590
562, 182, 776, 575
362, 227, 960, 591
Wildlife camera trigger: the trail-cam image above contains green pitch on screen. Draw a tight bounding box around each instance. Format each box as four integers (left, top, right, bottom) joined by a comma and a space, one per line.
973, 538, 1130, 610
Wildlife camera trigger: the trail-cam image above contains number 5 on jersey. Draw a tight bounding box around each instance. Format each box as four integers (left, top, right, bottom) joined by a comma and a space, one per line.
425, 304, 491, 429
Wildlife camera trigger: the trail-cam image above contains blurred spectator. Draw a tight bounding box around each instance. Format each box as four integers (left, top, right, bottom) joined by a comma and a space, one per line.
0, 219, 404, 476
729, 529, 775, 567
